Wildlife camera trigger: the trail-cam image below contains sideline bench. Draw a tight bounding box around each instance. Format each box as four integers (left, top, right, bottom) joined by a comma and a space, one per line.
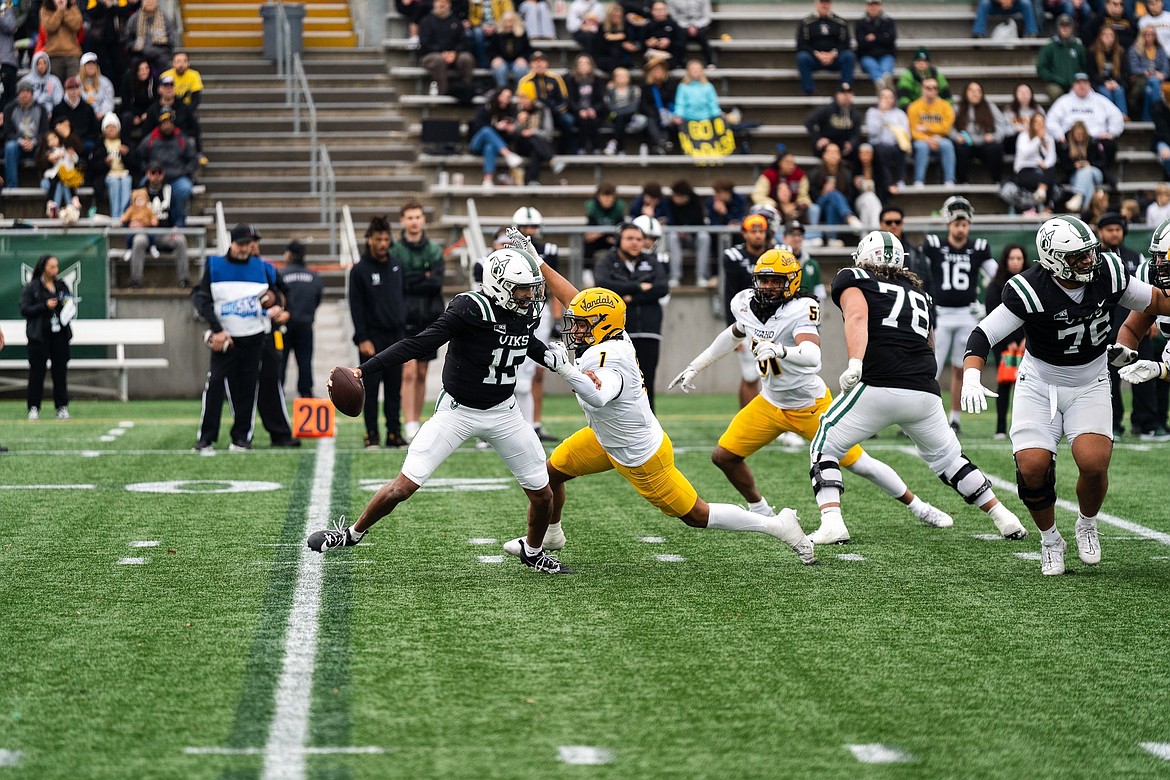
0, 318, 169, 402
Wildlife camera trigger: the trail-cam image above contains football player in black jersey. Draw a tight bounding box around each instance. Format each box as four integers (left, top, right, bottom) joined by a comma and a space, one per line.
962, 215, 1170, 576
807, 230, 1027, 545
512, 207, 562, 443
922, 196, 997, 433
307, 248, 572, 574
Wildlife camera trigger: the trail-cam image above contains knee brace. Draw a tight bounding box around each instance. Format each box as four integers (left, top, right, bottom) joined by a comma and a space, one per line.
810, 459, 845, 497
1016, 457, 1057, 511
940, 455, 992, 505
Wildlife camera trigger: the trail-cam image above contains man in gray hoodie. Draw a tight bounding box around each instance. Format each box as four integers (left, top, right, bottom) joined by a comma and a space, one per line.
4, 80, 47, 189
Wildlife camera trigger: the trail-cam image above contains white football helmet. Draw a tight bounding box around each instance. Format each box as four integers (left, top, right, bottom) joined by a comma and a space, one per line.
512, 206, 543, 229
1036, 215, 1101, 283
748, 204, 782, 238
941, 195, 974, 224
481, 248, 546, 314
852, 230, 905, 267
1148, 217, 1170, 289
632, 214, 663, 251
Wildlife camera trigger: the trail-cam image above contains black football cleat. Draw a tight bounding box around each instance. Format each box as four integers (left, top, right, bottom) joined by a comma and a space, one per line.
307, 519, 361, 552
517, 542, 573, 574
271, 437, 302, 448
384, 431, 407, 448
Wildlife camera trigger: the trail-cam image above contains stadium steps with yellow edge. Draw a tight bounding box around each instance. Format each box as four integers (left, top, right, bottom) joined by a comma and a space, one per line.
181, 0, 357, 50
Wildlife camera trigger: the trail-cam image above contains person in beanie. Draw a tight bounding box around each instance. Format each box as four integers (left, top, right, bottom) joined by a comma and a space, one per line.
279, 240, 323, 399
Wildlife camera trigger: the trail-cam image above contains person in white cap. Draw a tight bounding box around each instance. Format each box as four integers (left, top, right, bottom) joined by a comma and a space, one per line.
78, 52, 115, 123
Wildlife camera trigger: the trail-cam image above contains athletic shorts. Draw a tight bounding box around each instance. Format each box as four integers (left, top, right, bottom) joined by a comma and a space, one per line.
934, 306, 977, 375
1009, 366, 1113, 453
719, 391, 863, 467
401, 391, 549, 490
550, 427, 698, 517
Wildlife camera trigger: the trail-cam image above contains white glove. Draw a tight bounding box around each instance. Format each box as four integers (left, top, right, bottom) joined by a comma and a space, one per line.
1106, 343, 1138, 367
1119, 360, 1166, 384
753, 340, 787, 362
669, 365, 699, 393
505, 227, 542, 266
838, 357, 864, 393
968, 301, 986, 320
960, 367, 998, 414
543, 342, 573, 375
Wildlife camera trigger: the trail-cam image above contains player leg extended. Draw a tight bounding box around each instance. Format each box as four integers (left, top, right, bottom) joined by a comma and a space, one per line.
710, 394, 797, 517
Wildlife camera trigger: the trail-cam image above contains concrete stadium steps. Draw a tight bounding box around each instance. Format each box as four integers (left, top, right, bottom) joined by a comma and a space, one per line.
202, 173, 427, 193
194, 85, 399, 105
199, 109, 404, 135
182, 0, 356, 50
191, 48, 389, 76
208, 143, 416, 164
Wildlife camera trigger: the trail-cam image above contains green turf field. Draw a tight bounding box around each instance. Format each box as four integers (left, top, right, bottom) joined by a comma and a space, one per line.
2, 395, 1169, 779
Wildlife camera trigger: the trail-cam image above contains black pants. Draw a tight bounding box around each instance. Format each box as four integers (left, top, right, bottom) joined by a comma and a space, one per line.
198, 332, 264, 446
955, 141, 1004, 183
257, 332, 293, 443
683, 26, 713, 65
27, 333, 70, 411
279, 322, 315, 397
361, 331, 404, 440
632, 336, 661, 412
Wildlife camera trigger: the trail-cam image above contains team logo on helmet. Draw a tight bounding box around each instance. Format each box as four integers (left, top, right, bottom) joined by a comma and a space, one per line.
481, 248, 546, 314
753, 248, 802, 304
1035, 215, 1101, 283
563, 287, 627, 350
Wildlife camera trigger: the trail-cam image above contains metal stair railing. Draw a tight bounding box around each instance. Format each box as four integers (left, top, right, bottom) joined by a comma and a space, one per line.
319, 145, 337, 255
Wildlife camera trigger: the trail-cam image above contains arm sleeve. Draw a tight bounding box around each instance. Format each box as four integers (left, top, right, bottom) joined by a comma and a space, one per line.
784, 340, 822, 368
359, 312, 456, 374
1120, 276, 1155, 311
526, 336, 548, 365
690, 324, 745, 371
562, 365, 623, 407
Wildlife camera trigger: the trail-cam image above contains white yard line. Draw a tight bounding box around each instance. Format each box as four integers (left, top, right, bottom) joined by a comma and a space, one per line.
187, 746, 385, 756
1141, 742, 1170, 760
846, 744, 912, 764
116, 557, 148, 565
0, 750, 22, 766
557, 746, 614, 765
261, 437, 335, 780
655, 554, 686, 563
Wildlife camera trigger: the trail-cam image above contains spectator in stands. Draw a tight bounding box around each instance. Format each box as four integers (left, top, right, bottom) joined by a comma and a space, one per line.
135, 108, 196, 226
469, 86, 525, 187
488, 11, 532, 88
567, 52, 606, 153
805, 82, 862, 160
984, 243, 1029, 439
1011, 112, 1058, 211
951, 80, 1008, 184
395, 0, 433, 45
865, 86, 909, 190
669, 0, 713, 67
120, 59, 156, 149
1001, 82, 1044, 153
513, 79, 559, 184
567, 0, 605, 52
604, 65, 646, 154
855, 0, 897, 92
1086, 0, 1137, 51
85, 0, 132, 92
518, 50, 576, 152
796, 0, 854, 96
707, 176, 747, 229
519, 0, 555, 39
28, 52, 63, 114
145, 74, 198, 152
124, 162, 190, 288
51, 76, 98, 156
1126, 25, 1168, 120
20, 253, 72, 421
629, 179, 671, 223
908, 76, 956, 186
0, 2, 18, 113
896, 46, 950, 110
1057, 119, 1106, 211
594, 221, 669, 409
972, 0, 1038, 39
1089, 27, 1129, 117
1140, 0, 1170, 53
663, 177, 711, 285
778, 219, 827, 300
40, 0, 82, 82
594, 1, 639, 73
1148, 182, 1170, 222
463, 0, 495, 69
124, 0, 176, 77
643, 1, 685, 67
805, 142, 861, 246
1038, 14, 1088, 102
418, 0, 476, 98
878, 205, 931, 285
751, 145, 812, 225
278, 240, 322, 399
851, 143, 889, 225
161, 51, 204, 118
78, 52, 115, 125
584, 180, 627, 258
1047, 71, 1124, 171
1152, 88, 1170, 179
1081, 185, 1111, 223
37, 126, 82, 216
672, 56, 722, 128
94, 114, 130, 217
640, 50, 677, 153
4, 81, 47, 189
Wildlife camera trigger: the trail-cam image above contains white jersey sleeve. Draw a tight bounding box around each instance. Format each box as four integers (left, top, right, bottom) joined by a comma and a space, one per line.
732, 294, 827, 410
573, 338, 664, 468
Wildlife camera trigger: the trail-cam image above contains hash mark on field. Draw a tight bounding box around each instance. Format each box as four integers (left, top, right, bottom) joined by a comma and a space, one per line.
130, 540, 159, 548
185, 746, 387, 756
0, 484, 94, 490
1141, 742, 1170, 760
836, 553, 865, 561
99, 435, 117, 442
846, 744, 912, 764
109, 428, 126, 436
249, 560, 374, 566
656, 554, 686, 563
477, 555, 506, 564
638, 536, 667, 543
0, 750, 22, 766
117, 557, 148, 565
558, 746, 614, 765
467, 537, 497, 545
1014, 552, 1042, 561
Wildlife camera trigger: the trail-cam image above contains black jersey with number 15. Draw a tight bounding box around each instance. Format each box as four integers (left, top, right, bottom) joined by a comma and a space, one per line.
832, 267, 941, 395
359, 291, 548, 409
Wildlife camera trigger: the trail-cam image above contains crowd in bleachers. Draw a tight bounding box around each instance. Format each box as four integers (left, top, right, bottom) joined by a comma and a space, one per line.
0, 0, 203, 233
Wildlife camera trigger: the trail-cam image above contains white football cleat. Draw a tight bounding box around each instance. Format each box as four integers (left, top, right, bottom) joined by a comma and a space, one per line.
991, 505, 1029, 540
915, 502, 954, 528
503, 524, 566, 558
808, 514, 851, 545
1074, 516, 1101, 565
792, 536, 817, 565
1041, 536, 1066, 575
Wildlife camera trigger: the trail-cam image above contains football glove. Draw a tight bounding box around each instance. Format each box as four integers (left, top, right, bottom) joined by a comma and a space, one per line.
668, 365, 699, 393
1106, 343, 1138, 367
838, 357, 864, 393
543, 342, 574, 375
753, 340, 787, 362
505, 227, 543, 266
960, 367, 998, 414
1119, 360, 1169, 384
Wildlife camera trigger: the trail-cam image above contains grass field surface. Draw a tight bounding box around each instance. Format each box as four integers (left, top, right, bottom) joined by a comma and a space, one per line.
1, 394, 1169, 779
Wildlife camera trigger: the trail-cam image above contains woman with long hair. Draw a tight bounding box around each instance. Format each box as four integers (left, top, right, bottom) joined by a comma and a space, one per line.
1001, 82, 1044, 154
985, 244, 1030, 439
468, 86, 525, 187
566, 52, 607, 153
19, 254, 73, 420
1089, 26, 1129, 117
1058, 120, 1107, 212
1013, 112, 1058, 211
488, 10, 532, 89
1126, 25, 1169, 121
119, 58, 157, 147
951, 80, 1008, 184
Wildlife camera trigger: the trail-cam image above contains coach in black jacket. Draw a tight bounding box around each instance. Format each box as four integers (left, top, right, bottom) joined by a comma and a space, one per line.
594, 222, 669, 410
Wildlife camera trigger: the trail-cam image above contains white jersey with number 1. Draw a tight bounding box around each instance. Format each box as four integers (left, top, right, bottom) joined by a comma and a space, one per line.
729, 289, 825, 409
573, 336, 664, 467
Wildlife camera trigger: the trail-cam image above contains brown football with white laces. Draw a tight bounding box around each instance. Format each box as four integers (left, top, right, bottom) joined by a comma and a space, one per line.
327, 366, 365, 417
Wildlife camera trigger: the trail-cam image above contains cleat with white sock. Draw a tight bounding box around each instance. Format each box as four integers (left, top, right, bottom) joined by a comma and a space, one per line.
1074, 516, 1101, 565
1041, 536, 1066, 575
513, 539, 573, 574
914, 503, 954, 528
307, 517, 361, 552
503, 524, 567, 556
992, 507, 1029, 540
808, 515, 851, 545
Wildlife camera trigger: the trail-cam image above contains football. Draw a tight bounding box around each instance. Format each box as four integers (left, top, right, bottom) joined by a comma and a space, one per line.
327, 366, 365, 417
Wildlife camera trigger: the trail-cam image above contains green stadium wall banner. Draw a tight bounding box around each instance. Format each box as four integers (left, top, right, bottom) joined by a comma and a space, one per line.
678, 117, 736, 160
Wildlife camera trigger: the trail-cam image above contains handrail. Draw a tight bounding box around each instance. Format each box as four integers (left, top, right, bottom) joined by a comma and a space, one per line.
340, 205, 359, 269
214, 201, 229, 254
319, 145, 337, 255
273, 1, 293, 101
291, 55, 319, 194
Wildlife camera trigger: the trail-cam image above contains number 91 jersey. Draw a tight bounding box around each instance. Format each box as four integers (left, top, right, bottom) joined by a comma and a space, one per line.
831, 267, 941, 395
729, 289, 825, 409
